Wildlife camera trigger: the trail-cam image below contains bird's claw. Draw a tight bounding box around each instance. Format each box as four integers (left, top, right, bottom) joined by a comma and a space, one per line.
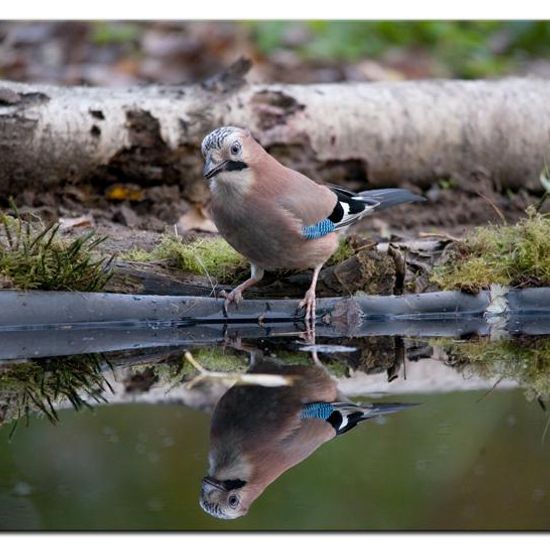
296, 289, 317, 343
298, 289, 317, 324
220, 288, 243, 316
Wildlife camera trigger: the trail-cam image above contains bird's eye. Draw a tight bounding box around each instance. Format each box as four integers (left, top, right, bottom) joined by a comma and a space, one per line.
230, 142, 241, 155
228, 495, 239, 508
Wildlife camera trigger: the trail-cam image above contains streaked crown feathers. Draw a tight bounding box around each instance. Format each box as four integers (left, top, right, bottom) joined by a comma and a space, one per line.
201, 126, 247, 157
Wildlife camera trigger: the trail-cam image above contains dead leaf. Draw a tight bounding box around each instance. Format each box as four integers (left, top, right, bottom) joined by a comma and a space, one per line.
58, 214, 94, 231
177, 205, 218, 234
105, 183, 144, 202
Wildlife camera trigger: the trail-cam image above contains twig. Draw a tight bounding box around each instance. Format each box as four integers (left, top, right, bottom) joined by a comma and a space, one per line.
183, 350, 295, 390
474, 191, 507, 224
418, 231, 461, 242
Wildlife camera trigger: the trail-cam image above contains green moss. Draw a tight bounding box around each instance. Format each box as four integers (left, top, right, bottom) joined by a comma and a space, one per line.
122, 232, 358, 286
323, 358, 350, 378
191, 348, 246, 373
123, 247, 156, 262
272, 350, 350, 377
327, 238, 354, 266
155, 235, 247, 282
432, 209, 550, 291
434, 337, 550, 401
122, 234, 248, 283
272, 351, 311, 366
0, 213, 113, 291
181, 348, 350, 380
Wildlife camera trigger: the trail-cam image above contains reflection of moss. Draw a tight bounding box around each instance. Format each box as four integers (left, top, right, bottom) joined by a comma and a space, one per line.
179, 347, 351, 380
122, 235, 247, 283
435, 337, 550, 401
272, 350, 350, 377
323, 358, 350, 378
0, 213, 113, 291
432, 210, 550, 292
192, 348, 246, 373
0, 354, 112, 436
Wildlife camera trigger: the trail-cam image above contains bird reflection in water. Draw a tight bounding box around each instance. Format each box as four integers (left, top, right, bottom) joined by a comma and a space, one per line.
199, 351, 416, 519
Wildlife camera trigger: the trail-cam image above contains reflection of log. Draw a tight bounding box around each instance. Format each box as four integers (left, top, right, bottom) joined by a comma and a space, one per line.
2, 64, 550, 198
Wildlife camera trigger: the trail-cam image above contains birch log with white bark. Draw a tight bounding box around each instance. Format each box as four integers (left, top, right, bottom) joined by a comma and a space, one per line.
1, 62, 550, 200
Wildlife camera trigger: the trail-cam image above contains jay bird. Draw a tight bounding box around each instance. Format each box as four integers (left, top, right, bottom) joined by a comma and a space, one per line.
201, 126, 425, 322
199, 354, 416, 520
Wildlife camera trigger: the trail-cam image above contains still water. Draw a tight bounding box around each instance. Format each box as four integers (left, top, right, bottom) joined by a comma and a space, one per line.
0, 335, 549, 531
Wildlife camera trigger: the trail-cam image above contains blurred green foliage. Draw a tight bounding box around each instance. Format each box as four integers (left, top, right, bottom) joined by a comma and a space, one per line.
91, 21, 141, 46
245, 21, 550, 78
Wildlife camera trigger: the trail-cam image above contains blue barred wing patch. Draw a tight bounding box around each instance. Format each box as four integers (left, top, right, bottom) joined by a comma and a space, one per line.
300, 402, 335, 420
302, 218, 336, 239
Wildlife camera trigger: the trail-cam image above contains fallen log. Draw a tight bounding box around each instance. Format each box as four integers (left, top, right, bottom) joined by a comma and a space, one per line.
1, 287, 550, 361
2, 63, 550, 202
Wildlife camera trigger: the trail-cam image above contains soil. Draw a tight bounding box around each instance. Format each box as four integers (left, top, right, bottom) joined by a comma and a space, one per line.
5, 173, 540, 248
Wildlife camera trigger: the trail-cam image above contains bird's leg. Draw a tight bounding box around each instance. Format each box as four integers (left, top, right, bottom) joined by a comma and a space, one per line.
220, 264, 264, 312
298, 263, 324, 325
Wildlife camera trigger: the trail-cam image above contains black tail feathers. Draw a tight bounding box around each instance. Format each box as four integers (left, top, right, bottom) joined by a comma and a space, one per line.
331, 402, 420, 436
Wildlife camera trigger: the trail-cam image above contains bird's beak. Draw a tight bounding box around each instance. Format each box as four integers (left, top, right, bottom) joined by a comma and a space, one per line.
203, 158, 227, 180
202, 476, 227, 491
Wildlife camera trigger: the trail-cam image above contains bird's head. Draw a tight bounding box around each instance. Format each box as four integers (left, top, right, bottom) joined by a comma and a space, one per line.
201, 126, 261, 184
199, 475, 251, 520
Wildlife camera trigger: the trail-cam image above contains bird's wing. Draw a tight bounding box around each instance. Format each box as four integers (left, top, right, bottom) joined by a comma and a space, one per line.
325, 186, 380, 229
297, 186, 381, 240
272, 168, 338, 226
259, 163, 382, 240
268, 169, 376, 240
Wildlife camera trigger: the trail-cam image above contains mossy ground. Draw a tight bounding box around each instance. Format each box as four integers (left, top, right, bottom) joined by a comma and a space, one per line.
0, 213, 113, 291
435, 337, 550, 401
124, 234, 248, 283
432, 209, 550, 291
123, 234, 357, 284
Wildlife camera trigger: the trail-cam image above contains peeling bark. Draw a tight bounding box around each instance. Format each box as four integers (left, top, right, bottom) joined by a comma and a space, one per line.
2, 72, 550, 201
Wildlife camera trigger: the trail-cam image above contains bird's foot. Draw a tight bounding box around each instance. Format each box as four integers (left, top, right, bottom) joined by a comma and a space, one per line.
298, 288, 317, 323
297, 288, 317, 343
299, 325, 316, 345
222, 333, 257, 354
219, 288, 244, 316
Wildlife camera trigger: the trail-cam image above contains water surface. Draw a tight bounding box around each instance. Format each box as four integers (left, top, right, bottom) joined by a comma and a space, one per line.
0, 334, 549, 530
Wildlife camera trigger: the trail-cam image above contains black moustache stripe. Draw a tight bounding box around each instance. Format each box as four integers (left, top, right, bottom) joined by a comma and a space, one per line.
222, 478, 247, 491
224, 161, 248, 172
